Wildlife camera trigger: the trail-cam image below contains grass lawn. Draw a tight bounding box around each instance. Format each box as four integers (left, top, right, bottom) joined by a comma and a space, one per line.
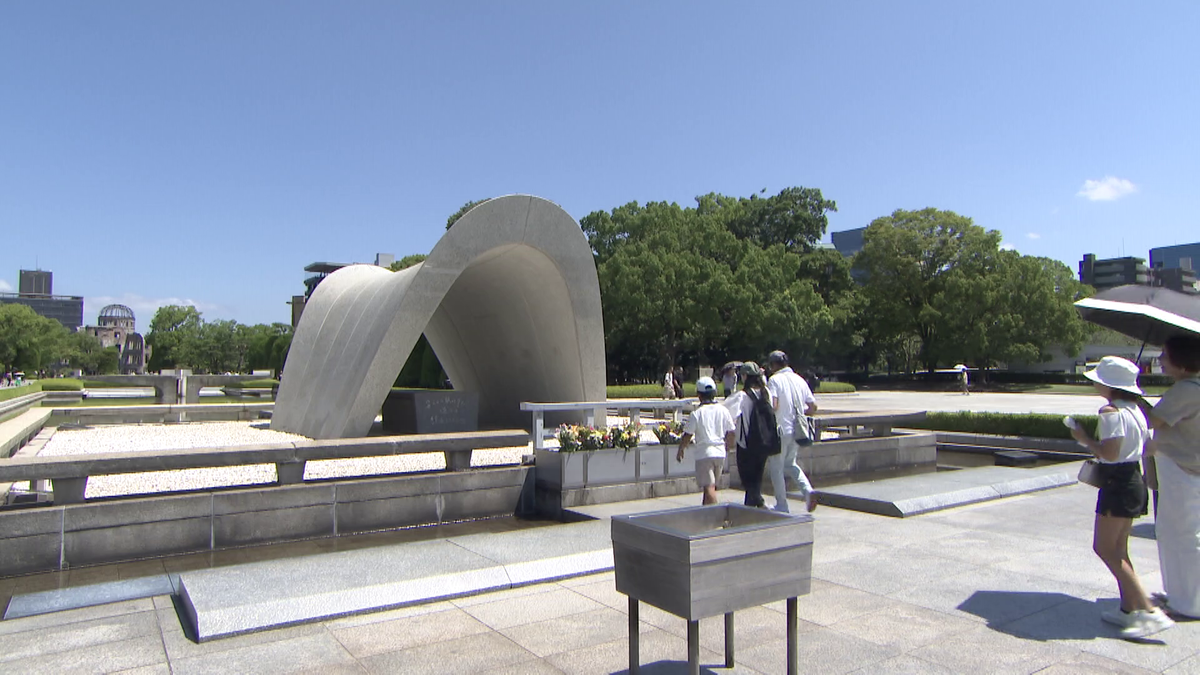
979, 382, 1171, 397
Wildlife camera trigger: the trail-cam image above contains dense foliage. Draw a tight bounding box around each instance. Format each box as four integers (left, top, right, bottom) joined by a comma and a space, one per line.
145, 306, 292, 375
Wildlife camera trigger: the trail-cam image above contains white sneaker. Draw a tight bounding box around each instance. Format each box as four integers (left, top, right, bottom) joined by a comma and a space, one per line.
1101, 608, 1135, 627
1120, 609, 1174, 639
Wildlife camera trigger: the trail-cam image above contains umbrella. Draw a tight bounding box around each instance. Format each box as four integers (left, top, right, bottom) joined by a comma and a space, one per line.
720, 361, 743, 375
1075, 285, 1200, 346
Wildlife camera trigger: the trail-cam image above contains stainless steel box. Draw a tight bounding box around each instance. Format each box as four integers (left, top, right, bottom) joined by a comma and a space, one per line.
612, 504, 813, 620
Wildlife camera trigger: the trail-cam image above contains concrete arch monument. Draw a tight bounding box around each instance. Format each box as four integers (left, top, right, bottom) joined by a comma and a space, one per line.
272, 195, 606, 439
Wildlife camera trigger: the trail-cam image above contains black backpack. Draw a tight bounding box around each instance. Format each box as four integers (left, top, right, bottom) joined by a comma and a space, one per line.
744, 390, 781, 457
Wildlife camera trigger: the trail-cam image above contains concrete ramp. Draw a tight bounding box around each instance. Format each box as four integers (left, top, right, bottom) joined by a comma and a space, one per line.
177, 519, 612, 641
813, 462, 1081, 517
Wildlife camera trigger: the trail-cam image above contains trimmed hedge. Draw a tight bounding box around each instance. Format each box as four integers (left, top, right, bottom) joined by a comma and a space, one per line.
229, 379, 278, 389
817, 382, 856, 394
40, 378, 83, 391
0, 382, 42, 402
905, 411, 1099, 440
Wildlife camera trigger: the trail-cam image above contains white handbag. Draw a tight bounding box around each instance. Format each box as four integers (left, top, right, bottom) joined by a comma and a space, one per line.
1077, 460, 1104, 488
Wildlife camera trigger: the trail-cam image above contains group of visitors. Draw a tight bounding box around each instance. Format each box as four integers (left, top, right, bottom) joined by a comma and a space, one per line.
1, 371, 25, 387
674, 350, 819, 512
1070, 334, 1200, 639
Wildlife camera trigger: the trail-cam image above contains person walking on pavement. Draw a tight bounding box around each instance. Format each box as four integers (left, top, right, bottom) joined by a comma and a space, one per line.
723, 362, 779, 508
677, 377, 736, 505
766, 350, 819, 513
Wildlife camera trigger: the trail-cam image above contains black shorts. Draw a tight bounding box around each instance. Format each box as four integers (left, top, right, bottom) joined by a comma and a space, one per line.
1095, 461, 1148, 519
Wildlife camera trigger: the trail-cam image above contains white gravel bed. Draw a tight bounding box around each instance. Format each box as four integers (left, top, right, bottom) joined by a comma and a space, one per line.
35, 421, 531, 499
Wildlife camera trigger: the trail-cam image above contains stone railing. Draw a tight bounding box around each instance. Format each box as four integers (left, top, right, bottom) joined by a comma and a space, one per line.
812, 410, 927, 439
0, 429, 529, 505
520, 399, 696, 451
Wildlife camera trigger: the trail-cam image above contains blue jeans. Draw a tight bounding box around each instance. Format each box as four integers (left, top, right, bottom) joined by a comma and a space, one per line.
768, 435, 813, 512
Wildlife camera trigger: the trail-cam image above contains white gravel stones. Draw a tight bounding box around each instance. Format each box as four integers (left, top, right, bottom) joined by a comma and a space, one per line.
37, 421, 531, 499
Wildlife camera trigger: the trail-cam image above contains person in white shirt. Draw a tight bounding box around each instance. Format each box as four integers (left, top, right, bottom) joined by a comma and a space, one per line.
766, 350, 818, 513
677, 377, 736, 505
1071, 356, 1173, 639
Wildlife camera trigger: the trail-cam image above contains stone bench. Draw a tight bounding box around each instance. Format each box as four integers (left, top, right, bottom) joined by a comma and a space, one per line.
812, 410, 927, 438
0, 429, 529, 504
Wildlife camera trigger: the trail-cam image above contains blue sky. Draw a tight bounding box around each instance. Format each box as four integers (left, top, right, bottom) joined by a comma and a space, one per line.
3, 1, 1197, 330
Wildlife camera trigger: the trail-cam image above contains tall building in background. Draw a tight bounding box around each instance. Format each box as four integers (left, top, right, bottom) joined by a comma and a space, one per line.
19, 269, 52, 295
290, 253, 395, 328
1078, 254, 1150, 291
1149, 242, 1200, 293
0, 269, 84, 330
830, 227, 867, 258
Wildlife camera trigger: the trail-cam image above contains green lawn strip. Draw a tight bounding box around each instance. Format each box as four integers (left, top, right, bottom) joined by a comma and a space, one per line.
0, 382, 42, 402
905, 411, 1099, 440
39, 378, 83, 391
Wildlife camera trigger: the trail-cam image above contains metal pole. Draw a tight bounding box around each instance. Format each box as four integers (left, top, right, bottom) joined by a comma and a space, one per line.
628, 598, 639, 674
787, 597, 798, 675
724, 612, 735, 668
688, 619, 700, 675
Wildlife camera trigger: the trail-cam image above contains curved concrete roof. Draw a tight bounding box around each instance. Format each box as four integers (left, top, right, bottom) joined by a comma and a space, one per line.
271, 195, 607, 439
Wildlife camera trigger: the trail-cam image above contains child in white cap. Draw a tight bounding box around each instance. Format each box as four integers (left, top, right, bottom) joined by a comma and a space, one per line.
677, 376, 735, 505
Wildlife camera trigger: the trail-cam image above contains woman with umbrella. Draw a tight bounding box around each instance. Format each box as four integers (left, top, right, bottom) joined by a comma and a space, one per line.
1148, 334, 1200, 621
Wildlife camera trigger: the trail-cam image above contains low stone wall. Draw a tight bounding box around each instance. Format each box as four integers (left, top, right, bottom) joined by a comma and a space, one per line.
0, 466, 533, 577
798, 430, 937, 484
48, 403, 273, 426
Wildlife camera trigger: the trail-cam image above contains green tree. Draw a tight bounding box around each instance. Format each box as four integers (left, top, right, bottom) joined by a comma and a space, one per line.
66, 331, 119, 375
696, 187, 838, 252
146, 305, 203, 371
855, 208, 1003, 371
0, 304, 70, 374
446, 199, 487, 230
389, 254, 428, 271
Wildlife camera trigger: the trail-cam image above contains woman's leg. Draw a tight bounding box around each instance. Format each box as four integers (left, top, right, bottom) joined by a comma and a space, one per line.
1094, 514, 1154, 612
1156, 456, 1200, 617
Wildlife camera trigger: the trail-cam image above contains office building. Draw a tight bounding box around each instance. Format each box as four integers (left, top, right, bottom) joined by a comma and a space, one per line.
290, 253, 395, 328
831, 227, 867, 258
1149, 242, 1200, 293
19, 269, 52, 295
1078, 254, 1150, 291
0, 269, 84, 330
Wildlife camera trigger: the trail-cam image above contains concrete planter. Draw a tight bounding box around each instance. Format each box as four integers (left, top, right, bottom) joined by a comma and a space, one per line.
535, 444, 690, 490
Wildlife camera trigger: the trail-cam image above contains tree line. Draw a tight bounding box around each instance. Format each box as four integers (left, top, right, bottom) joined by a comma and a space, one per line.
0, 304, 126, 376
144, 305, 292, 375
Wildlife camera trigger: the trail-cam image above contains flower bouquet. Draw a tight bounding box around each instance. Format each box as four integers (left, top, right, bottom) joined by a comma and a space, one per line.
555, 422, 642, 452
652, 420, 685, 445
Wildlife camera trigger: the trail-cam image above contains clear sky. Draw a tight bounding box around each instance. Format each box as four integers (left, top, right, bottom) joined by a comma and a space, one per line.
3, 1, 1197, 331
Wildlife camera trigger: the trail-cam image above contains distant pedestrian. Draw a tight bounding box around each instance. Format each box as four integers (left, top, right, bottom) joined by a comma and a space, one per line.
662, 367, 676, 400
721, 365, 737, 399
673, 366, 684, 399
766, 350, 819, 513
724, 362, 779, 508
958, 365, 970, 395
677, 377, 736, 505
1071, 356, 1173, 638
1148, 335, 1200, 622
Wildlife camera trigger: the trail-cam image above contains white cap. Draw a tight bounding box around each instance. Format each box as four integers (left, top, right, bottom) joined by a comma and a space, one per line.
1083, 356, 1143, 395
696, 376, 717, 394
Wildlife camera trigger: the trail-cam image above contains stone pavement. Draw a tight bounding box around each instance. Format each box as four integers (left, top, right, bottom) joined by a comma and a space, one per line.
816, 390, 1112, 416
1, 484, 1197, 674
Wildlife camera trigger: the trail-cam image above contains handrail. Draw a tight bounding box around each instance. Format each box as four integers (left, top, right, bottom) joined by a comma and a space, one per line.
0, 428, 529, 505
0, 391, 47, 418
521, 399, 697, 450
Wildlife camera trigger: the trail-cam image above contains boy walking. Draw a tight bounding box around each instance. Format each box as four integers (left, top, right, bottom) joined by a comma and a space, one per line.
677, 377, 736, 505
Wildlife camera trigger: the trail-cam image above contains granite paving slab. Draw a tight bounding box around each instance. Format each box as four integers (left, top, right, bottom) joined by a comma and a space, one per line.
3, 574, 174, 620
814, 461, 1081, 517
177, 520, 613, 641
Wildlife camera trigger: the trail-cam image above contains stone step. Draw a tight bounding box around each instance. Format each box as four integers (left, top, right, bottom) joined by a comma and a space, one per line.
810, 462, 1081, 517
177, 519, 612, 641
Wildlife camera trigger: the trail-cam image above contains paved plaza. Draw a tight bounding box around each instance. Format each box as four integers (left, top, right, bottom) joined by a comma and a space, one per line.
816, 390, 1112, 416
1, 482, 1197, 674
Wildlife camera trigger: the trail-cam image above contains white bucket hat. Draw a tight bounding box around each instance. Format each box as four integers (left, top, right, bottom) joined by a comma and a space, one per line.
1083, 356, 1143, 395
